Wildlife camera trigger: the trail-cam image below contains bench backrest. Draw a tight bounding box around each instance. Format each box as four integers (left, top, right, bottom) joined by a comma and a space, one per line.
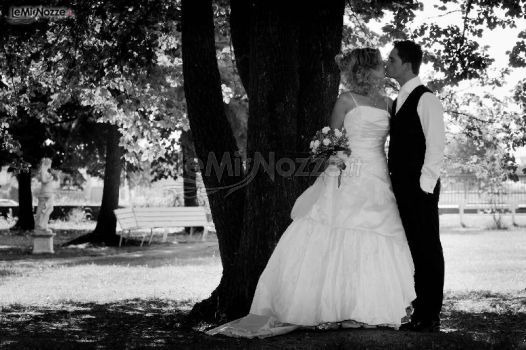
115, 207, 208, 229
114, 208, 138, 230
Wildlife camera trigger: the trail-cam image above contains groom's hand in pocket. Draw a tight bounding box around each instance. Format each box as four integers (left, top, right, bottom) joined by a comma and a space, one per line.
420, 176, 436, 194
420, 187, 433, 195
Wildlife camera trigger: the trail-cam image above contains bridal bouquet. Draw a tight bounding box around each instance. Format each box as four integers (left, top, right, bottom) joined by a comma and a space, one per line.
309, 126, 351, 187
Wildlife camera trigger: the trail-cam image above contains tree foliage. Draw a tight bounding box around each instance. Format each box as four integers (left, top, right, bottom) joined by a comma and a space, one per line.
0, 0, 185, 172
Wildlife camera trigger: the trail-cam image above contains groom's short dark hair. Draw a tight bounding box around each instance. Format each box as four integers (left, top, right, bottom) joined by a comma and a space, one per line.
393, 40, 423, 75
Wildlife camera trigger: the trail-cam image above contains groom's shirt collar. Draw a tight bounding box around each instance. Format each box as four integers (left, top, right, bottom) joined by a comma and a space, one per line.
396, 76, 422, 114
399, 76, 422, 97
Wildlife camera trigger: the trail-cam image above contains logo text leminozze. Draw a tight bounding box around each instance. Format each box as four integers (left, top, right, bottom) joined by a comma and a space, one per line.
7, 6, 73, 24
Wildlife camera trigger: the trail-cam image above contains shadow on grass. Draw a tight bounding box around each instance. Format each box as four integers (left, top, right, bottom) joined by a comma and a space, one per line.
1, 293, 525, 349
441, 290, 526, 348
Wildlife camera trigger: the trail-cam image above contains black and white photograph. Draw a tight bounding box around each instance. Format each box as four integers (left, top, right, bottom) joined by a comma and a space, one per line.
0, 0, 525, 349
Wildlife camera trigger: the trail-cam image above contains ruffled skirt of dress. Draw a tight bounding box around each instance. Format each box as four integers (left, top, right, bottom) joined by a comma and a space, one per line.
206, 158, 416, 338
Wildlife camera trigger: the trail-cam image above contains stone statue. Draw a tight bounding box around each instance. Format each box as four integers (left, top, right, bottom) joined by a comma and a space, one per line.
32, 157, 56, 253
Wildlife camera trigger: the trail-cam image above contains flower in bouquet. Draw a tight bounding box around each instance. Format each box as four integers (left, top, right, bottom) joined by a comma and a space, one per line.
309, 126, 351, 187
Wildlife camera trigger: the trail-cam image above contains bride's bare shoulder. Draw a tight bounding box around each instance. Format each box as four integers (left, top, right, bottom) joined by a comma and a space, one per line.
337, 91, 357, 108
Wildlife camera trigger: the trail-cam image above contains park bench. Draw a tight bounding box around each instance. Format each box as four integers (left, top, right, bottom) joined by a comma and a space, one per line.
114, 207, 211, 247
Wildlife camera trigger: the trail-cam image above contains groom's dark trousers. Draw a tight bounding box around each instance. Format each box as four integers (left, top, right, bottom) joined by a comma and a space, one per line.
388, 85, 445, 323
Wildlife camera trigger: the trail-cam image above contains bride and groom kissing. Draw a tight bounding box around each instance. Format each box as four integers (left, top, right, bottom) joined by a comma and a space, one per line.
206, 40, 446, 338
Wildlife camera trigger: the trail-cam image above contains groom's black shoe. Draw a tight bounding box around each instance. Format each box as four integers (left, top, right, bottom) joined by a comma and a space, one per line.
400, 319, 440, 333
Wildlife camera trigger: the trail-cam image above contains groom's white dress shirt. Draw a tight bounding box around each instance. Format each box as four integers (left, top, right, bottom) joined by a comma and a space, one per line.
395, 76, 445, 194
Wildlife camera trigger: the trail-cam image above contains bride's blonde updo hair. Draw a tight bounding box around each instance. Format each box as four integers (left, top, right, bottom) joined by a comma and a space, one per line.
335, 48, 383, 95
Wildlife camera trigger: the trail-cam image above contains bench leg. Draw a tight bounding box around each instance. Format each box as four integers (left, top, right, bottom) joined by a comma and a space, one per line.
189, 227, 195, 239
202, 228, 208, 242
459, 202, 466, 228
120, 230, 129, 247
162, 229, 168, 243
511, 202, 518, 226
140, 233, 147, 247
148, 228, 155, 245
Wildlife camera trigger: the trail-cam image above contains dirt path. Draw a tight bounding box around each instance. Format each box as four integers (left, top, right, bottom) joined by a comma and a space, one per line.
1, 241, 219, 268
0, 229, 220, 267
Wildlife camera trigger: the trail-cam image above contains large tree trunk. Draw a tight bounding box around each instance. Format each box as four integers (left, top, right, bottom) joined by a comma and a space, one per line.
67, 124, 123, 246
181, 0, 246, 324
11, 171, 34, 231
183, 0, 344, 323
180, 130, 198, 235
180, 130, 198, 208
296, 3, 345, 187
229, 0, 251, 90
223, 1, 345, 318
224, 1, 304, 317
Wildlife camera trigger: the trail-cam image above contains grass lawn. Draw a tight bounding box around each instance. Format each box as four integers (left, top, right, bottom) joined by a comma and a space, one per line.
0, 218, 525, 349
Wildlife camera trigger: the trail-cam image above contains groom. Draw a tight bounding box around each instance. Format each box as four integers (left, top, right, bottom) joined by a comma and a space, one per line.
386, 40, 445, 332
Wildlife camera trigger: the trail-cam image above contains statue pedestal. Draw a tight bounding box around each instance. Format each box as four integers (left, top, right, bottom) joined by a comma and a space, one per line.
32, 229, 55, 254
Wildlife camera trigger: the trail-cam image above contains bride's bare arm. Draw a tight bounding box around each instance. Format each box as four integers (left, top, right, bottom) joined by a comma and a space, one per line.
328, 94, 354, 167
386, 97, 394, 114
329, 94, 353, 129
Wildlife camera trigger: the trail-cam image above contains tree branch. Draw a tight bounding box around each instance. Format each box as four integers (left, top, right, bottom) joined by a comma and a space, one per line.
447, 109, 491, 123
181, 0, 245, 272
229, 0, 251, 91
458, 0, 473, 60
425, 9, 462, 20
44, 117, 80, 126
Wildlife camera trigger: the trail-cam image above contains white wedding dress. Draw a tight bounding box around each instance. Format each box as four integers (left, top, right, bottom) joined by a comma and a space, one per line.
206, 103, 416, 338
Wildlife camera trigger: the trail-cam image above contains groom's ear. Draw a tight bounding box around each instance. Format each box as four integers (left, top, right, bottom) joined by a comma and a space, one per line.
402, 60, 412, 73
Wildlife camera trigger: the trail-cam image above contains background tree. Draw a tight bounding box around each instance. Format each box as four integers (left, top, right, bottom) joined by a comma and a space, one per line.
1, 0, 186, 244
442, 76, 526, 228
0, 12, 63, 231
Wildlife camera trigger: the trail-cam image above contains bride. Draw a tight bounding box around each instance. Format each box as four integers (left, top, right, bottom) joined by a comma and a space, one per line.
206, 47, 416, 338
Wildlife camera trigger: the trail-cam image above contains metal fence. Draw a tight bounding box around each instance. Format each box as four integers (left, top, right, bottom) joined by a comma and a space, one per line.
30, 175, 526, 207
439, 175, 526, 205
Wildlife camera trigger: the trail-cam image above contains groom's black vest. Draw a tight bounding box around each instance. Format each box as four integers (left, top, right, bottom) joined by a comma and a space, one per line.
388, 85, 433, 179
